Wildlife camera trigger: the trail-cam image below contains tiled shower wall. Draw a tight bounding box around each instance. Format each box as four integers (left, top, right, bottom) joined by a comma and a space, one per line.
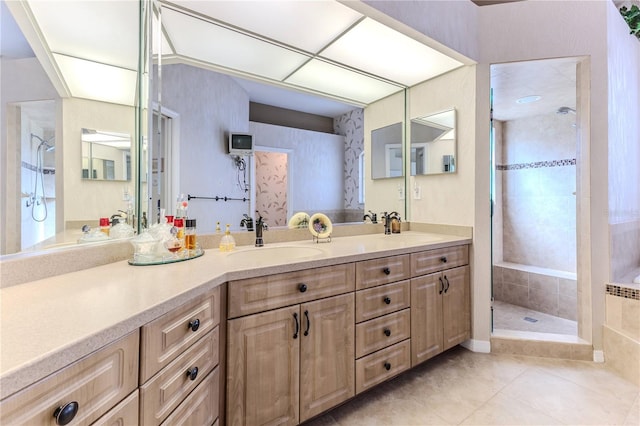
334, 108, 364, 223
498, 113, 577, 273
493, 264, 577, 320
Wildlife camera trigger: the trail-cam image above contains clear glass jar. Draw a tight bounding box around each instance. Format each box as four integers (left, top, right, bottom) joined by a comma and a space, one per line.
185, 219, 197, 253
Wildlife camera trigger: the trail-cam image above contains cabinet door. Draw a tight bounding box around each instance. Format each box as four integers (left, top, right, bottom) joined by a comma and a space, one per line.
442, 266, 471, 351
300, 294, 355, 422
410, 273, 444, 366
227, 306, 300, 426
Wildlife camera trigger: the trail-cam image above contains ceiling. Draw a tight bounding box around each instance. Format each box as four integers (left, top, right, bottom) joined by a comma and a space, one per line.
4, 0, 577, 120
491, 57, 578, 121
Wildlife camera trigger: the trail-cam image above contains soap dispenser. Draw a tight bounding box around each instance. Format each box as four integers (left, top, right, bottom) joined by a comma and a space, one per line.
219, 224, 236, 252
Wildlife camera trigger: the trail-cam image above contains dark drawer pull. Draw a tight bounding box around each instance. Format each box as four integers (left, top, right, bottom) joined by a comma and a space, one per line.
186, 366, 199, 381
382, 267, 391, 275
53, 401, 79, 426
304, 310, 311, 336
439, 277, 444, 295
384, 362, 391, 371
293, 312, 299, 339
298, 283, 307, 293
383, 296, 391, 305
383, 328, 391, 337
188, 319, 200, 332
440, 256, 448, 263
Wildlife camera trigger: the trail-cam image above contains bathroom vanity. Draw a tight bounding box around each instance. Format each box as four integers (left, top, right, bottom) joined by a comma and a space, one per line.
0, 230, 470, 425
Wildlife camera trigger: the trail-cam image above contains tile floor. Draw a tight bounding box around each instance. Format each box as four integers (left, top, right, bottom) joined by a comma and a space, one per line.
305, 346, 640, 425
492, 300, 577, 335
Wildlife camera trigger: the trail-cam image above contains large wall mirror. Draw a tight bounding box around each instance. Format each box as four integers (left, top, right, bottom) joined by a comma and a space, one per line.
1, 0, 146, 255
81, 129, 132, 181
371, 122, 404, 179
410, 109, 457, 175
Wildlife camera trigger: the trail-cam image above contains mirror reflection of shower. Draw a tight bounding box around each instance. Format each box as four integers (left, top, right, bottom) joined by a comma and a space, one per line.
29, 133, 55, 222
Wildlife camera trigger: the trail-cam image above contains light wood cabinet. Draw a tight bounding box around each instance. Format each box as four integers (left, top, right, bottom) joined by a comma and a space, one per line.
0, 331, 139, 426
355, 308, 410, 358
92, 391, 139, 426
411, 264, 470, 366
355, 279, 410, 323
140, 286, 221, 383
227, 265, 355, 426
355, 254, 410, 290
355, 340, 411, 394
139, 287, 223, 426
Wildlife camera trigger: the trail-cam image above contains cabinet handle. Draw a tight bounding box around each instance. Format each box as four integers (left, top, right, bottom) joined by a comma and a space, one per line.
188, 319, 200, 332
304, 310, 310, 336
383, 296, 391, 305
383, 328, 391, 337
53, 401, 79, 426
384, 362, 391, 371
439, 277, 444, 294
293, 312, 299, 339
186, 366, 199, 381
440, 256, 448, 263
298, 283, 307, 293
382, 267, 391, 275
444, 276, 450, 293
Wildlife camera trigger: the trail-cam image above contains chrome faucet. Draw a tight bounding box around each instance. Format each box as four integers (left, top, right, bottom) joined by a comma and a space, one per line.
363, 210, 378, 224
255, 211, 267, 247
240, 214, 254, 231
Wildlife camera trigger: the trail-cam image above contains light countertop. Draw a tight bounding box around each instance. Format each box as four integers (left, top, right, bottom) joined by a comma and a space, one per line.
0, 231, 470, 399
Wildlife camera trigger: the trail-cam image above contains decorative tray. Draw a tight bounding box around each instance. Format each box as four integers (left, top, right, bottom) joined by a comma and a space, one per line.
128, 247, 204, 266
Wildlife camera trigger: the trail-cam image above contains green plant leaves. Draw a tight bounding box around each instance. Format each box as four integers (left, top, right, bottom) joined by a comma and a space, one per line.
620, 5, 640, 39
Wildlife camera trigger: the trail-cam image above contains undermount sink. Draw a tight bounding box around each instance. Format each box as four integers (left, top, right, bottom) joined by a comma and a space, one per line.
226, 245, 324, 261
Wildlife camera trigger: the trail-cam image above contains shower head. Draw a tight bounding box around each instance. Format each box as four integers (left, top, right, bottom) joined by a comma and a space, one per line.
31, 133, 55, 151
556, 106, 576, 115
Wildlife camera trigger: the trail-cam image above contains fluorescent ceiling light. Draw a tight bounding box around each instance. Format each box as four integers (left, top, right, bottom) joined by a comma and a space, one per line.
285, 59, 403, 104
172, 0, 363, 54
516, 95, 541, 104
28, 0, 139, 70
54, 54, 137, 106
162, 8, 310, 81
320, 18, 463, 86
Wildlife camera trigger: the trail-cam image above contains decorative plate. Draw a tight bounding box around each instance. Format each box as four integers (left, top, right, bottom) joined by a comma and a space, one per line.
308, 213, 332, 239
288, 212, 310, 229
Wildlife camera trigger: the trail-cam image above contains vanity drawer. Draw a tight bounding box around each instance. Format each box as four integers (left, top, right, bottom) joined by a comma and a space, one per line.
0, 331, 139, 426
92, 390, 139, 426
355, 340, 411, 394
140, 286, 221, 382
355, 309, 411, 358
140, 327, 219, 426
355, 280, 410, 323
228, 263, 355, 318
355, 254, 410, 290
411, 245, 469, 277
160, 366, 219, 426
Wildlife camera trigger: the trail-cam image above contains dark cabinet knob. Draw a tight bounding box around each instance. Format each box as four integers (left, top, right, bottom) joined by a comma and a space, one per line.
186, 366, 199, 381
53, 401, 79, 426
440, 256, 447, 263
384, 362, 391, 371
383, 296, 391, 305
383, 328, 391, 337
382, 267, 391, 275
299, 283, 307, 293
188, 319, 200, 332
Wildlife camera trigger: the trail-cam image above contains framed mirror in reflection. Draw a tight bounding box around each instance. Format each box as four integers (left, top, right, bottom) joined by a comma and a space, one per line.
371, 122, 403, 179
81, 129, 132, 181
410, 109, 456, 175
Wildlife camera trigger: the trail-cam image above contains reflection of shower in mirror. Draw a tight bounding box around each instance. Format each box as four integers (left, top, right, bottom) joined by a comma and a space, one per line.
30, 133, 55, 222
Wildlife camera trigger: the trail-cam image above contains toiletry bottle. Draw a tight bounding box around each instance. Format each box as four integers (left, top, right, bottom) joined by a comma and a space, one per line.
99, 218, 110, 236
219, 224, 236, 252
185, 219, 197, 253
173, 218, 185, 248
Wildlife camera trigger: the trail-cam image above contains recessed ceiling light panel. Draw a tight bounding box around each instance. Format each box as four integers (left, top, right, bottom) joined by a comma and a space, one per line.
172, 0, 363, 54
162, 8, 310, 81
285, 59, 403, 104
320, 18, 463, 86
516, 95, 541, 104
